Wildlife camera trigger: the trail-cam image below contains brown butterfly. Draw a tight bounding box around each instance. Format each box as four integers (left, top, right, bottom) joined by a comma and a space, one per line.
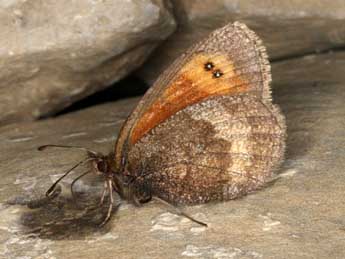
39, 22, 286, 226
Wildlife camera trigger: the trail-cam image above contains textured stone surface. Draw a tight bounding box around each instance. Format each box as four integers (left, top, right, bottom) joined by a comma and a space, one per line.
138, 0, 345, 84
0, 0, 175, 125
0, 52, 345, 258
171, 0, 345, 19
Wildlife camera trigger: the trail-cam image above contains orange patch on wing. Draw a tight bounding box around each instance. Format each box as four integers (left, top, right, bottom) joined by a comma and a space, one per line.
130, 54, 250, 144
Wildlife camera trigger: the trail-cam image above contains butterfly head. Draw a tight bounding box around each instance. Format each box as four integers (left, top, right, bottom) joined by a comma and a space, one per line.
37, 144, 147, 225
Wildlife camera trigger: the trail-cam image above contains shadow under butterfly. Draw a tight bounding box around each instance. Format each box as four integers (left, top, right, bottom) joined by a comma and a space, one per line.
28, 21, 286, 231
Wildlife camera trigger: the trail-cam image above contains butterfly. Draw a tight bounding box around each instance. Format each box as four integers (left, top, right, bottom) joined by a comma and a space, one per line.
39, 22, 286, 226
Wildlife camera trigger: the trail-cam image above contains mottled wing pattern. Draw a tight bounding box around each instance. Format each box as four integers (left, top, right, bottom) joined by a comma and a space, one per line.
127, 95, 285, 204
114, 22, 271, 171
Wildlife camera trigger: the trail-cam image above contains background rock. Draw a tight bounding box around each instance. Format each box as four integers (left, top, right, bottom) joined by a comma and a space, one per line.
0, 0, 175, 125
171, 0, 345, 20
0, 52, 344, 258
138, 0, 345, 84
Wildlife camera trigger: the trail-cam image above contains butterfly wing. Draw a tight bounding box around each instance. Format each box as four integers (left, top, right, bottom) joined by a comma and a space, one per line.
114, 22, 273, 172
127, 95, 285, 204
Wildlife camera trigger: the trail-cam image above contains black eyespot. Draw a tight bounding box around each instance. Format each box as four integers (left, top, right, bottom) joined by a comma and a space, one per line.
213, 70, 223, 78
204, 62, 214, 71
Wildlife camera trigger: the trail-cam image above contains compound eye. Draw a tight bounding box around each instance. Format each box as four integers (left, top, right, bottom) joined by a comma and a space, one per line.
96, 161, 107, 173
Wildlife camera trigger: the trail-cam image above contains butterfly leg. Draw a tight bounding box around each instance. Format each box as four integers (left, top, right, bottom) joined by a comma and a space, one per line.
99, 178, 117, 227
152, 196, 207, 227
99, 181, 108, 206
132, 196, 141, 207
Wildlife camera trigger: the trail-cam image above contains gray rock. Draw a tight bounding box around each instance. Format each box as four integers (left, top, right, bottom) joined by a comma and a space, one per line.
0, 52, 345, 258
171, 0, 345, 20
138, 0, 345, 84
0, 0, 175, 125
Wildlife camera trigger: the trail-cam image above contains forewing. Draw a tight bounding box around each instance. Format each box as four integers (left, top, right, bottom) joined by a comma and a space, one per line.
114, 22, 272, 170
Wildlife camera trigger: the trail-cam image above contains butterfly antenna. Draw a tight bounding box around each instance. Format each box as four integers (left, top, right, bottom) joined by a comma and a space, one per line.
38, 144, 99, 156
46, 157, 95, 198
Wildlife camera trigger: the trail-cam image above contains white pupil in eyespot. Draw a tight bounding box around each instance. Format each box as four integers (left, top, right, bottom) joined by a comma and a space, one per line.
204, 62, 214, 71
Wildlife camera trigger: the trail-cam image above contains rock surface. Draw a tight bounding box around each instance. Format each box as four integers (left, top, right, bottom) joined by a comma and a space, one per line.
0, 0, 175, 125
171, 0, 345, 19
138, 0, 345, 84
0, 52, 345, 258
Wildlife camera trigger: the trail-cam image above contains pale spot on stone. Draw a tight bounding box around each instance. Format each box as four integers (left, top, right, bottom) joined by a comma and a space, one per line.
61, 132, 87, 139
93, 136, 117, 143
150, 212, 181, 232
14, 176, 37, 191
70, 87, 86, 96
30, 67, 40, 74
190, 226, 206, 234
150, 224, 178, 232
13, 9, 23, 17
73, 14, 83, 20
119, 203, 131, 211
259, 214, 281, 231
291, 234, 301, 239
7, 136, 35, 143
9, 208, 21, 214
279, 168, 298, 178
99, 121, 123, 127
87, 232, 119, 243
181, 244, 262, 258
